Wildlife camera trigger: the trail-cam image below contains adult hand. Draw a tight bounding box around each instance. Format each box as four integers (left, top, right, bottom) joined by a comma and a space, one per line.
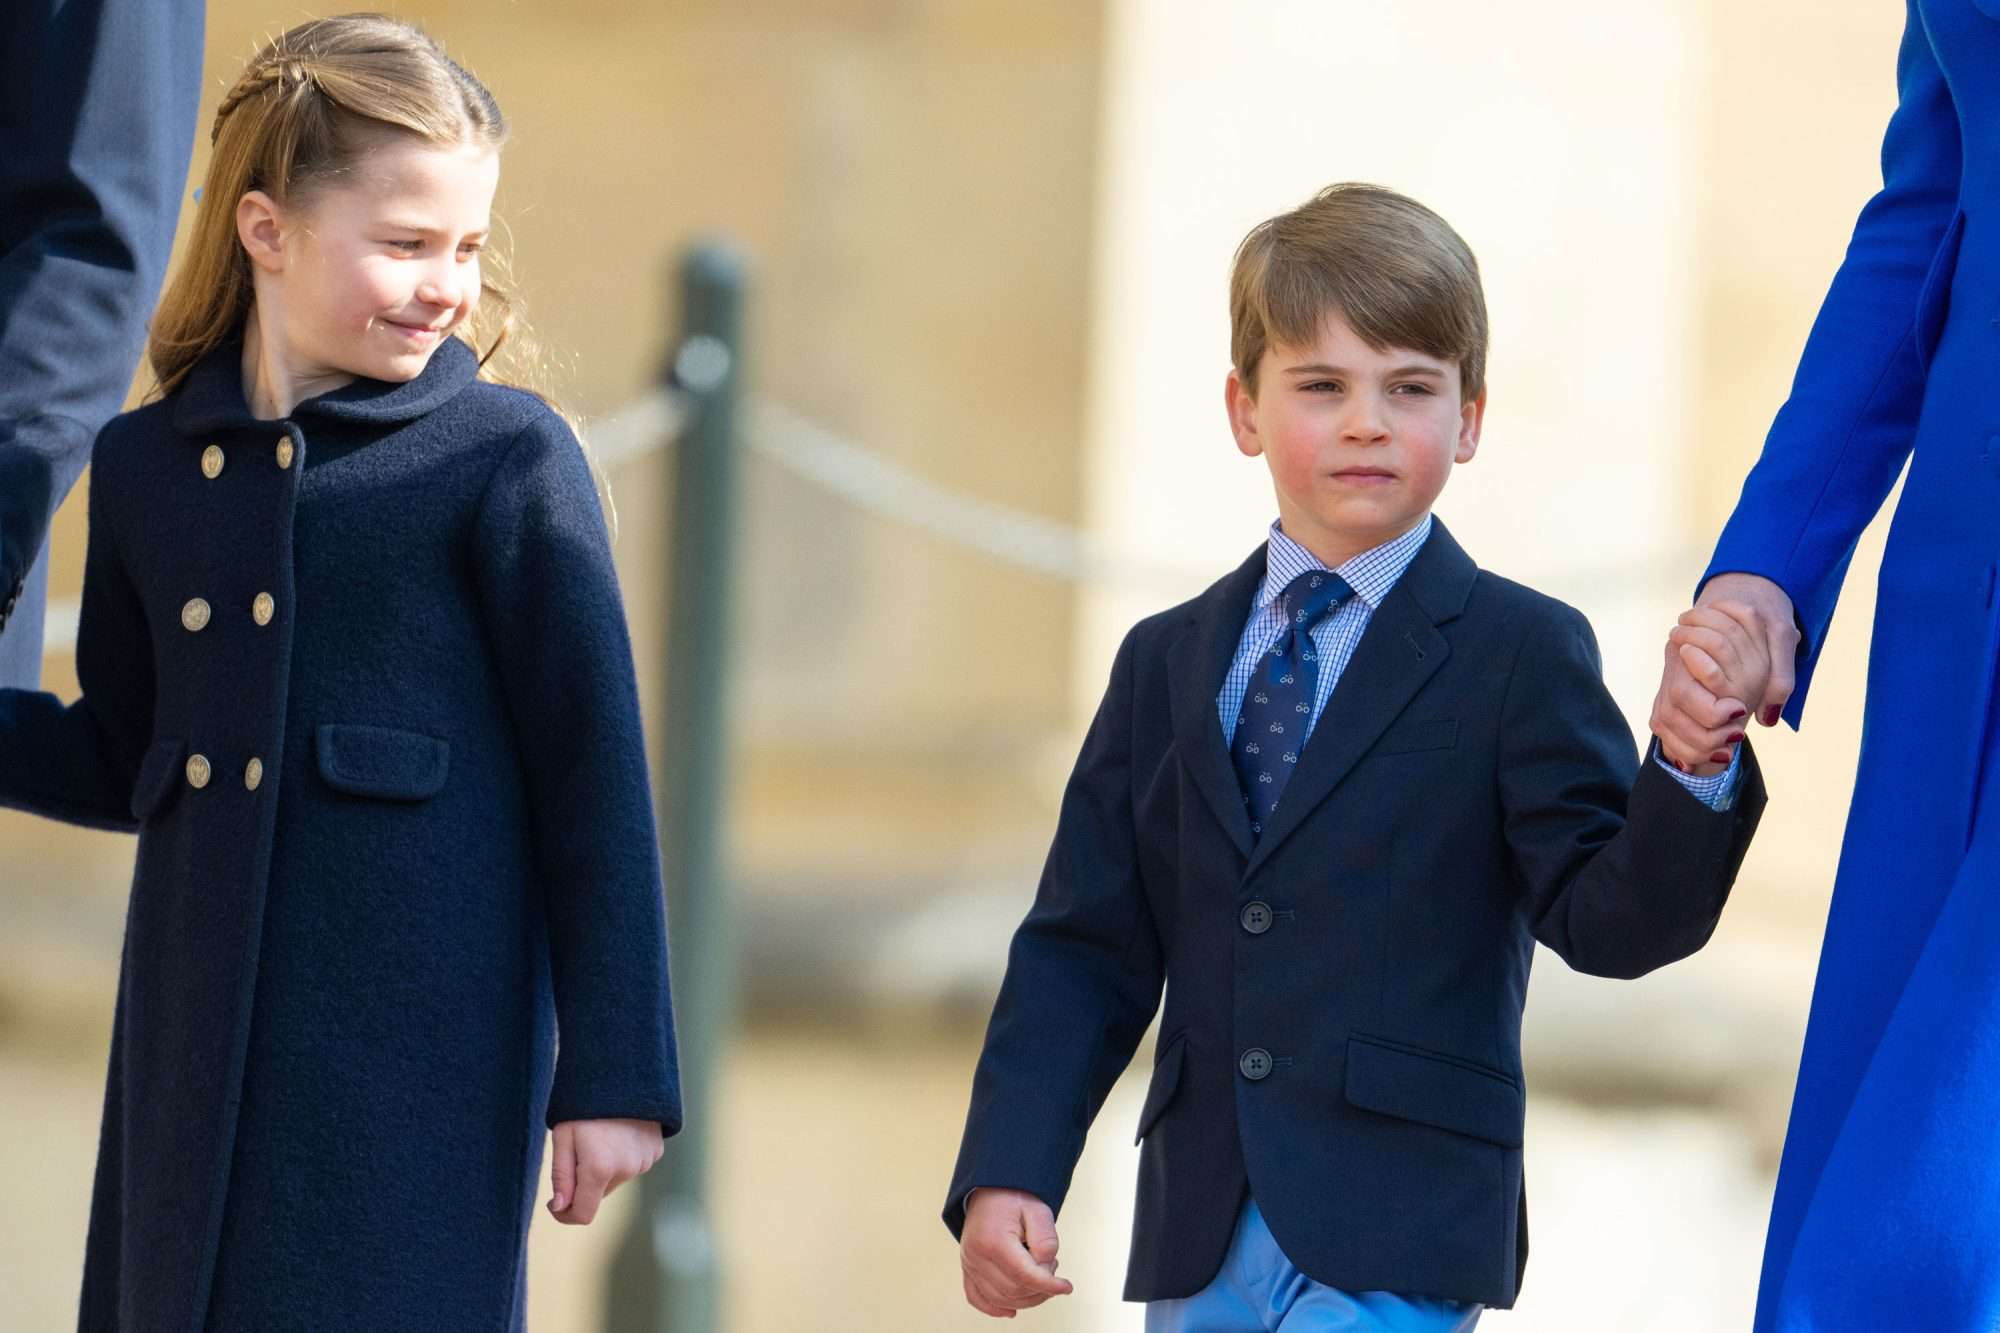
1652, 572, 1799, 770
960, 1187, 1073, 1317
547, 1118, 665, 1225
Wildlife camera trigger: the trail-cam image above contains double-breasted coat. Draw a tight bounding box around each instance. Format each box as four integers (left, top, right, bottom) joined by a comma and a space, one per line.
1705, 1, 2000, 1326
0, 334, 681, 1332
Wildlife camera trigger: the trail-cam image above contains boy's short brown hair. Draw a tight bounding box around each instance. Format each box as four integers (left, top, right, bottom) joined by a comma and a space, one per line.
1230, 183, 1487, 400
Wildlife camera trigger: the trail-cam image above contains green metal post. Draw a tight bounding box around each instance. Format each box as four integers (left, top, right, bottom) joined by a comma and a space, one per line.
604, 241, 746, 1333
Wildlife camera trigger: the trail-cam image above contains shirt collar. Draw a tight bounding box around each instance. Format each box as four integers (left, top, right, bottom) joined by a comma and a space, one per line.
1258, 513, 1434, 613
171, 332, 481, 437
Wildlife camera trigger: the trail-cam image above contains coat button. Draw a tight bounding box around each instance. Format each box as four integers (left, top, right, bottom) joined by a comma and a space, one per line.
201, 444, 225, 479
1241, 901, 1273, 935
1239, 1048, 1273, 1081
244, 757, 264, 791
252, 592, 275, 626
186, 754, 212, 789
276, 436, 295, 469
181, 598, 211, 632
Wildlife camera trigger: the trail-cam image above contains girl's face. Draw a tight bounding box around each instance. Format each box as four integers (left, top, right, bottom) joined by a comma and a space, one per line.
242, 136, 499, 389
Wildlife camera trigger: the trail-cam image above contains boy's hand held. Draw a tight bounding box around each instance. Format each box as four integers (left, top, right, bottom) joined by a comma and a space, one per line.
547, 1118, 666, 1226
960, 1188, 1073, 1318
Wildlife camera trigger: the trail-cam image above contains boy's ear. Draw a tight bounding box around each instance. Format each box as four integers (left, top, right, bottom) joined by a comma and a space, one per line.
1225, 368, 1263, 458
1455, 386, 1487, 465
237, 190, 288, 274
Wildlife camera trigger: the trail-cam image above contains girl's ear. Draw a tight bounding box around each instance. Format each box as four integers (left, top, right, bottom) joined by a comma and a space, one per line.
237, 190, 288, 274
1226, 368, 1263, 459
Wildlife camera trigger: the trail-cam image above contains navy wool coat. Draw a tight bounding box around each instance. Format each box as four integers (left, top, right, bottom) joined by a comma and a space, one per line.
0, 335, 681, 1332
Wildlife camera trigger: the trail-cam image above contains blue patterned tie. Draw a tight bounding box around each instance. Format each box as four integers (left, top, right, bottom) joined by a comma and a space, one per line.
1231, 568, 1354, 839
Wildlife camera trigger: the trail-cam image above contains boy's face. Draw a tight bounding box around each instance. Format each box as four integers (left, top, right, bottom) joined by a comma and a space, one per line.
1225, 311, 1484, 568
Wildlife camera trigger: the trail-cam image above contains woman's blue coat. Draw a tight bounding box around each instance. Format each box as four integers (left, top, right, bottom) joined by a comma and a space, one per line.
0, 335, 681, 1332
1706, 1, 2000, 1326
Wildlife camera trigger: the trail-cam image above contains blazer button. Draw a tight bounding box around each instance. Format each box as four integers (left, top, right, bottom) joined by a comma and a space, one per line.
181, 598, 211, 632
244, 757, 264, 791
276, 436, 295, 469
1240, 901, 1274, 935
252, 592, 275, 626
186, 754, 212, 789
1239, 1048, 1273, 1081
201, 444, 225, 479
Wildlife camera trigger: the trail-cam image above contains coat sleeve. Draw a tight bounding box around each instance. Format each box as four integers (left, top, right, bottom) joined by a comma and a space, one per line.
1500, 605, 1766, 980
0, 0, 203, 657
0, 451, 155, 830
473, 413, 681, 1134
942, 626, 1165, 1237
1702, 0, 1961, 726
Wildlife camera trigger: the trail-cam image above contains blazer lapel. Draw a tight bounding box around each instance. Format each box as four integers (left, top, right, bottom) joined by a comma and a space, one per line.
1244, 520, 1478, 878
1167, 547, 1268, 859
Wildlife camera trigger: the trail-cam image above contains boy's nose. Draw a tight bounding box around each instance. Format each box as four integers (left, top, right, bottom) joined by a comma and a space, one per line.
1340, 397, 1391, 441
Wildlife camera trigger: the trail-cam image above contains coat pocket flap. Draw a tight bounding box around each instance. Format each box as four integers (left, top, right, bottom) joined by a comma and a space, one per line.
130, 736, 186, 821
316, 724, 450, 801
1371, 718, 1458, 757
1344, 1035, 1523, 1148
1134, 1033, 1188, 1144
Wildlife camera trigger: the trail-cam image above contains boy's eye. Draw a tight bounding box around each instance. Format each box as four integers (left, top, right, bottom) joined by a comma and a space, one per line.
1301, 380, 1340, 393
1393, 382, 1435, 395
387, 239, 423, 253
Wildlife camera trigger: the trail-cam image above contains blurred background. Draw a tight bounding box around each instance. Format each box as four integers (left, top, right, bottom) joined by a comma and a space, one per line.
0, 0, 1914, 1327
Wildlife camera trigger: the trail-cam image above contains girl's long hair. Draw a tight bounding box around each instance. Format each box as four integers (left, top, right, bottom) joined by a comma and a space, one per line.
149, 14, 522, 398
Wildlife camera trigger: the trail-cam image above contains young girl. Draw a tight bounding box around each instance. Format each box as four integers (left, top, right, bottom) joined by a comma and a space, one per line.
0, 16, 679, 1330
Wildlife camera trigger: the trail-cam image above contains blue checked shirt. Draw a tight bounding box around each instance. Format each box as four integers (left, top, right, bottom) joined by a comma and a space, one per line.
1219, 517, 1739, 809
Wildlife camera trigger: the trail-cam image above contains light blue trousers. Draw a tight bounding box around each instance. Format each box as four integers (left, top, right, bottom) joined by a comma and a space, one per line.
1145, 1200, 1482, 1333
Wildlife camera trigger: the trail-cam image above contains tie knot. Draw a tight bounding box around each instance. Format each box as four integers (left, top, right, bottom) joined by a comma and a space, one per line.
1279, 569, 1352, 632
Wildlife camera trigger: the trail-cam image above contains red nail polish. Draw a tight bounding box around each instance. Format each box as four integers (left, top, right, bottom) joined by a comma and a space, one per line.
1729, 708, 1748, 722
1710, 751, 1732, 764
1727, 732, 1746, 744
1761, 706, 1781, 726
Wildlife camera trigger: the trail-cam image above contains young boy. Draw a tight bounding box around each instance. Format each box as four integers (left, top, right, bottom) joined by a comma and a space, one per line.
944, 184, 1769, 1329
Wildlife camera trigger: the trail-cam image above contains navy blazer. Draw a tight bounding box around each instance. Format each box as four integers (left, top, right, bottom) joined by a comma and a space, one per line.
0, 0, 202, 684
945, 520, 1765, 1308
0, 337, 680, 1332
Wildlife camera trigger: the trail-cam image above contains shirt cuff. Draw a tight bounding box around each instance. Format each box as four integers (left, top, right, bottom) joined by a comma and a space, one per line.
1652, 738, 1739, 812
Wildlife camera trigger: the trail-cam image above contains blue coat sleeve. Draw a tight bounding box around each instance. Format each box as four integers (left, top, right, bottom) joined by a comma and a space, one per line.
0, 442, 155, 830
943, 626, 1165, 1237
473, 413, 682, 1133
1702, 0, 1961, 725
0, 0, 203, 652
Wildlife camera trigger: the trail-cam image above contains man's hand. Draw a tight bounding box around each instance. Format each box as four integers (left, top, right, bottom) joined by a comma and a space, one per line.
548, 1118, 665, 1225
960, 1188, 1073, 1318
1652, 573, 1799, 773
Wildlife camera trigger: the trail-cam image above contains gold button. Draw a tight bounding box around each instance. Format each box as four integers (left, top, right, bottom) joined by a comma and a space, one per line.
186, 754, 211, 789
244, 757, 264, 791
276, 436, 295, 469
252, 593, 275, 626
201, 445, 225, 479
181, 598, 211, 632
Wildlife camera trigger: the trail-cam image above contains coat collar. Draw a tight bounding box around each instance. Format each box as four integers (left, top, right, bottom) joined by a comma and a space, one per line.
1166, 516, 1480, 871
171, 333, 480, 437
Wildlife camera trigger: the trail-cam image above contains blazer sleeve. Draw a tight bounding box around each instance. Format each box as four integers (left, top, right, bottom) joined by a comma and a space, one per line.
1702, 0, 1961, 726
1500, 605, 1766, 980
473, 413, 682, 1134
0, 0, 203, 636
942, 627, 1165, 1238
0, 450, 155, 830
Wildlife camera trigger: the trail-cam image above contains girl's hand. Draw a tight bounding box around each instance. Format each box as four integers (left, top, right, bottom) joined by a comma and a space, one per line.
548, 1118, 665, 1225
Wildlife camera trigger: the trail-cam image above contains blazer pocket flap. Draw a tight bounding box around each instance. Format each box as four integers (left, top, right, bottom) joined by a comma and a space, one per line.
1135, 1033, 1188, 1144
316, 724, 450, 801
1372, 718, 1458, 757
130, 736, 186, 820
1344, 1035, 1523, 1148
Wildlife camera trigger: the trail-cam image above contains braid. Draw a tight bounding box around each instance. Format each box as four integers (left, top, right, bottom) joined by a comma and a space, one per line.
210, 58, 316, 144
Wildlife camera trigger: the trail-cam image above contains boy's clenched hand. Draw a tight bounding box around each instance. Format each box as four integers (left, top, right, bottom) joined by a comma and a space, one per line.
960, 1188, 1073, 1317
1656, 601, 1774, 776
